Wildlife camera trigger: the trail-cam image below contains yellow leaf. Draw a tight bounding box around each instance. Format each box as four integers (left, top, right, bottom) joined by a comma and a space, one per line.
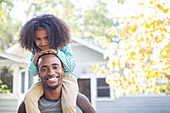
103, 69, 110, 74
155, 89, 160, 94
112, 61, 116, 65
166, 90, 170, 95
91, 64, 95, 70
156, 4, 163, 10
91, 64, 99, 73
139, 3, 144, 6
97, 69, 102, 75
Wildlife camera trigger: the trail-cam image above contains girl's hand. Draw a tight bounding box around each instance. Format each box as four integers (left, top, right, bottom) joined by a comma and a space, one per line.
33, 51, 47, 66
44, 49, 58, 54
33, 49, 57, 66
37, 50, 48, 56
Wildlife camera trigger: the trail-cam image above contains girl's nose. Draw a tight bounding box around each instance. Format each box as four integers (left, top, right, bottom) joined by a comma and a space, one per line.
41, 39, 46, 45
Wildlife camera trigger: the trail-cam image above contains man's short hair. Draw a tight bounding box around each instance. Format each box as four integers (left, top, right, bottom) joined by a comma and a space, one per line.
36, 53, 63, 69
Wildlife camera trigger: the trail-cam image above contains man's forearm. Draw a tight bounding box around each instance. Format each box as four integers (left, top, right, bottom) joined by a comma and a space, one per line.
77, 93, 96, 113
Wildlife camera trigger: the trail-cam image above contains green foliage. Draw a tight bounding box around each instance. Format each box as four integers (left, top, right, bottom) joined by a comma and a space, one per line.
0, 66, 13, 92
0, 0, 113, 50
0, 0, 13, 17
0, 0, 21, 50
118, 0, 126, 4
76, 0, 113, 40
0, 80, 10, 93
0, 16, 21, 50
24, 0, 113, 42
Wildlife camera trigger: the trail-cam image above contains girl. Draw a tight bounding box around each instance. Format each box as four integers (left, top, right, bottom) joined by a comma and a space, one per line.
19, 14, 78, 113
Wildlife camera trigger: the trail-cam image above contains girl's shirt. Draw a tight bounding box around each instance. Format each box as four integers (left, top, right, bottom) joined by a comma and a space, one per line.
28, 44, 77, 78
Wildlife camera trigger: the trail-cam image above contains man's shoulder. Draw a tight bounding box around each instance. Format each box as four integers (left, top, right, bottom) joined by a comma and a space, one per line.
18, 93, 96, 113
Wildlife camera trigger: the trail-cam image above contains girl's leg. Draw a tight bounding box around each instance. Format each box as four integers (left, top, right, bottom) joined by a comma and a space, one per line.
24, 81, 43, 113
61, 75, 79, 113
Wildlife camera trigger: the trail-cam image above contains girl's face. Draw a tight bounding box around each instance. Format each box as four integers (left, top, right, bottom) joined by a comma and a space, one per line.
35, 28, 50, 50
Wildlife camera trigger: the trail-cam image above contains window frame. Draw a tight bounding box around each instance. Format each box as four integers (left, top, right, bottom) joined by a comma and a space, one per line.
96, 75, 115, 101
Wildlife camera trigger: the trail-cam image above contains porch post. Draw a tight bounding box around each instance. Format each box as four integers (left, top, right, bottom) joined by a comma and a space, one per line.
13, 63, 20, 96
91, 75, 96, 110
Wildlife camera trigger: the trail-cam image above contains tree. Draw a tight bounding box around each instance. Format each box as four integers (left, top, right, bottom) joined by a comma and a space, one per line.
0, 16, 21, 50
0, 0, 21, 50
92, 0, 170, 98
24, 0, 112, 42
72, 0, 113, 40
0, 0, 13, 17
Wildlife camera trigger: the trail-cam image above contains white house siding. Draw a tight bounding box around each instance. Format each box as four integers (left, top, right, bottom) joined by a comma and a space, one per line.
96, 95, 170, 113
72, 43, 106, 76
0, 94, 18, 113
0, 99, 18, 113
71, 43, 107, 110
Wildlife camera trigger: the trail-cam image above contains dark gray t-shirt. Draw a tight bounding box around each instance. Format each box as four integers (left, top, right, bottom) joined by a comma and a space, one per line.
38, 96, 62, 113
38, 96, 82, 113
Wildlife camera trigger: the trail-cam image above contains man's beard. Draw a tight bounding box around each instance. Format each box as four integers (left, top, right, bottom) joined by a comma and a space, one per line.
46, 76, 61, 89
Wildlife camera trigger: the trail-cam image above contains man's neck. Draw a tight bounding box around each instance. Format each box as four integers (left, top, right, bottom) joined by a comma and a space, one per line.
43, 84, 62, 100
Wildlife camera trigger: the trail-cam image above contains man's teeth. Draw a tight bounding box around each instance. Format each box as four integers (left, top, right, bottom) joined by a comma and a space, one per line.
49, 77, 57, 80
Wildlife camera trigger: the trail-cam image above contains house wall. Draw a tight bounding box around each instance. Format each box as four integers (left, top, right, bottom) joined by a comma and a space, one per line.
71, 43, 108, 109
72, 43, 106, 76
96, 95, 170, 113
0, 94, 18, 113
72, 44, 104, 63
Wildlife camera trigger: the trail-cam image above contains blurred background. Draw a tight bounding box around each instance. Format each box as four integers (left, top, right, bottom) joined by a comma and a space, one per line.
0, 0, 169, 113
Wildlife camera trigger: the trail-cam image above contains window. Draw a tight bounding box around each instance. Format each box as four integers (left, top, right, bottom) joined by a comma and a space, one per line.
21, 72, 25, 93
97, 78, 110, 97
28, 73, 33, 89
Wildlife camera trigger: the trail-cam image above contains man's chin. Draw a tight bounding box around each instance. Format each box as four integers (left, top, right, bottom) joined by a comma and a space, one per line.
47, 84, 59, 89
46, 77, 61, 89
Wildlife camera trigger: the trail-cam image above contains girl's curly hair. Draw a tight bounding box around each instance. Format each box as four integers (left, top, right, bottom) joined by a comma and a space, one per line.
19, 14, 71, 54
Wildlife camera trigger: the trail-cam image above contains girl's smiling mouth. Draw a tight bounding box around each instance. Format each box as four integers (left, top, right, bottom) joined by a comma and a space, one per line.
40, 45, 49, 50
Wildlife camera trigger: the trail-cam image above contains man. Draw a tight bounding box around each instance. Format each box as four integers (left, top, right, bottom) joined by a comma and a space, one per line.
18, 53, 96, 113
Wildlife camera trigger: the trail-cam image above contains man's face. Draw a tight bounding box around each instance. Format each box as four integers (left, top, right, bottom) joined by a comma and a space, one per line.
37, 54, 64, 89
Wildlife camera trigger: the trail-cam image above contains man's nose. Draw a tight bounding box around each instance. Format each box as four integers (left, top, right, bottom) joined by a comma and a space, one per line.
48, 69, 55, 76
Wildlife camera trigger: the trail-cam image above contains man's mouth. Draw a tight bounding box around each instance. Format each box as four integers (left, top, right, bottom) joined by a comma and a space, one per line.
46, 76, 59, 82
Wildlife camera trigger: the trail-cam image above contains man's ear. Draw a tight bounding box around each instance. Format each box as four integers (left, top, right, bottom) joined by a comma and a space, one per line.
62, 67, 64, 74
37, 70, 40, 78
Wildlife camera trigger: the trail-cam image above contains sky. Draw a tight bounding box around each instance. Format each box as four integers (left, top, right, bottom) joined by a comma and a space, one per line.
10, 0, 118, 23
10, 0, 170, 24
10, 0, 28, 23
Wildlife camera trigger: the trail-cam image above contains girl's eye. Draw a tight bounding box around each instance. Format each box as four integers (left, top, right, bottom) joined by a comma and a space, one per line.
35, 38, 41, 41
45, 36, 48, 40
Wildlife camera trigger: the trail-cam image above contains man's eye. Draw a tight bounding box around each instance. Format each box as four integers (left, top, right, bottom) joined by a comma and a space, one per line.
53, 66, 58, 69
41, 68, 47, 71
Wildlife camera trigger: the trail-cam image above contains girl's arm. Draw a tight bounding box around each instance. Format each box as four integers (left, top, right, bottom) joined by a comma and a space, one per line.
57, 44, 76, 72
28, 51, 48, 76
28, 54, 38, 76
